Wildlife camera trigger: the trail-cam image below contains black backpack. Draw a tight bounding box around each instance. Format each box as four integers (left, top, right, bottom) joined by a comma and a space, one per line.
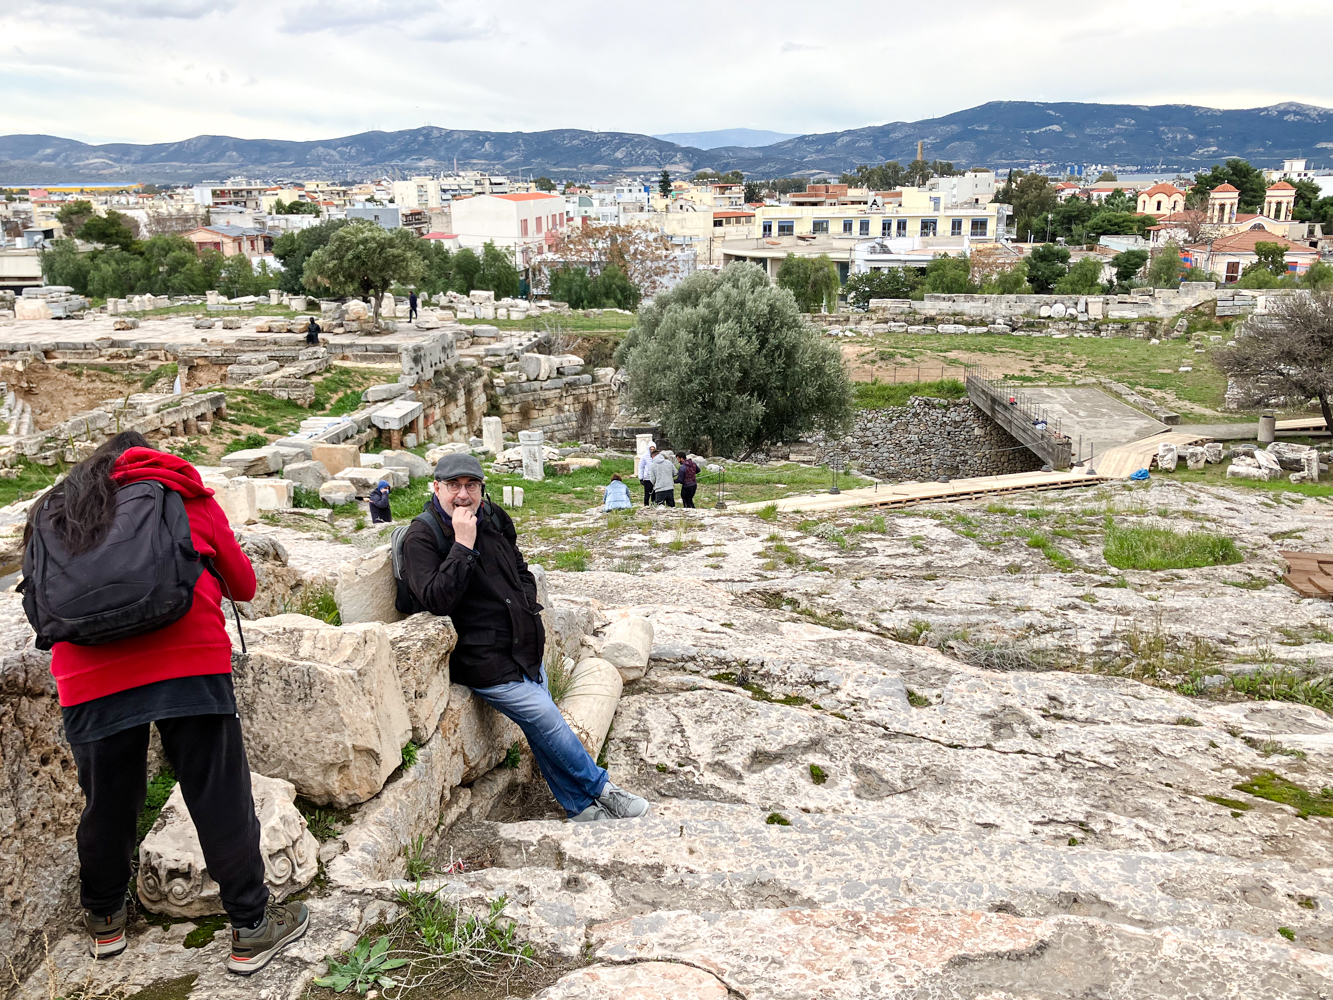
389, 498, 492, 614
20, 480, 244, 651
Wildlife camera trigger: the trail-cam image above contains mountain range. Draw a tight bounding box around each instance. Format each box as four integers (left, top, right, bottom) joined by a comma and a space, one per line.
652, 128, 801, 149
2, 101, 1330, 184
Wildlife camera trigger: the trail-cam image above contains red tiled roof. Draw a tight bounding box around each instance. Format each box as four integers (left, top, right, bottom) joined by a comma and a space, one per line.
1187, 230, 1315, 253
712, 210, 755, 218
493, 192, 563, 202
1211, 183, 1239, 193
1268, 181, 1296, 191
1140, 182, 1184, 198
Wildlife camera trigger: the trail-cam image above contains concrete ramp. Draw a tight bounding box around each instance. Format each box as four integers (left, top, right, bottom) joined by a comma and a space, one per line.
965, 368, 1073, 470
1015, 387, 1168, 464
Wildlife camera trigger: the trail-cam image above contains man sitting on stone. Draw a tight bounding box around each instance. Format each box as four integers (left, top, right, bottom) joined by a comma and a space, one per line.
400, 453, 649, 822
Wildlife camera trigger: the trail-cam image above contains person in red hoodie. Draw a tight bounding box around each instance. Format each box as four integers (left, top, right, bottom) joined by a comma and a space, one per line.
37, 432, 308, 974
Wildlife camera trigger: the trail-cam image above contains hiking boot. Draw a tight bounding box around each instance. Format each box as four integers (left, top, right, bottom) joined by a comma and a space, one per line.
226, 901, 309, 976
596, 781, 650, 819
84, 905, 127, 959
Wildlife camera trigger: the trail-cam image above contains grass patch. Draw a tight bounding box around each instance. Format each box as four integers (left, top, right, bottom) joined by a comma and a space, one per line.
1018, 529, 1074, 570
1233, 771, 1333, 818
546, 657, 575, 704
296, 797, 351, 842
756, 503, 778, 521
765, 812, 791, 826
1204, 795, 1251, 811
404, 833, 433, 880
182, 915, 227, 949
906, 689, 930, 708
854, 377, 966, 410
808, 764, 827, 785
288, 585, 341, 625
401, 741, 419, 769
552, 546, 590, 572
1230, 669, 1333, 713
140, 362, 178, 392
223, 431, 269, 455
136, 766, 177, 845
1103, 525, 1241, 571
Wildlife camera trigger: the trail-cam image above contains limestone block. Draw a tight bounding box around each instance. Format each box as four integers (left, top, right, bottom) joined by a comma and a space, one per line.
345, 300, 369, 321
1267, 441, 1315, 472
231, 615, 411, 807
204, 475, 258, 526
221, 446, 284, 476
319, 480, 358, 506
114, 318, 139, 330
370, 399, 423, 431
359, 453, 385, 468
15, 299, 52, 321
519, 353, 555, 381
1254, 448, 1283, 480
274, 445, 307, 467
1185, 447, 1206, 471
559, 657, 622, 755
193, 317, 215, 330
311, 443, 359, 475
426, 442, 470, 465
1303, 449, 1320, 482
251, 478, 295, 510
336, 466, 406, 493
272, 437, 315, 459
364, 383, 412, 403
384, 613, 457, 744
379, 449, 431, 479
334, 545, 406, 625
520, 429, 545, 481
1227, 464, 1267, 481
1204, 442, 1224, 464
596, 616, 654, 682
221, 317, 242, 330
1156, 443, 1178, 472
482, 415, 504, 455
136, 773, 318, 918
534, 963, 728, 1000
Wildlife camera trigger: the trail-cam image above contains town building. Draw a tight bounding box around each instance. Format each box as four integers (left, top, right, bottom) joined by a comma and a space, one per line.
1183, 229, 1317, 283
183, 224, 274, 258
449, 192, 566, 266
192, 180, 266, 211
1136, 183, 1185, 217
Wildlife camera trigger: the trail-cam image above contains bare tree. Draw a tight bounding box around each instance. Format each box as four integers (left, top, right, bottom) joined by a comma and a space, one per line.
142, 204, 207, 236
1213, 290, 1333, 427
546, 222, 678, 295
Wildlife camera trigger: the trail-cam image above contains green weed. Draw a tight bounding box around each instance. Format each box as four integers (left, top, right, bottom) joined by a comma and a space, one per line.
182, 916, 227, 950
765, 812, 791, 826
808, 764, 827, 785
756, 503, 778, 521
401, 741, 419, 769
137, 767, 177, 845
854, 378, 966, 409
404, 834, 433, 881
906, 689, 930, 708
1103, 525, 1241, 571
1233, 771, 1333, 818
289, 586, 341, 625
553, 546, 590, 571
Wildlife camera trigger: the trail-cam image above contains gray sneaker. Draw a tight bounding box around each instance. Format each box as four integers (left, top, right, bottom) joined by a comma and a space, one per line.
570, 802, 612, 822
596, 781, 650, 819
227, 901, 309, 975
84, 904, 127, 959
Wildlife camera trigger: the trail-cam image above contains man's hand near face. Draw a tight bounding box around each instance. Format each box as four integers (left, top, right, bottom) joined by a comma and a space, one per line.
451, 502, 478, 549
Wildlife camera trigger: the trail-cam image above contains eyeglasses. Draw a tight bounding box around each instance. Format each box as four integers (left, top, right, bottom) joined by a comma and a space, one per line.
437, 479, 482, 494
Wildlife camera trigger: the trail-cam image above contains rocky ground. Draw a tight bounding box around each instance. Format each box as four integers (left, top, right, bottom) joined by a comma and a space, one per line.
20, 477, 1333, 999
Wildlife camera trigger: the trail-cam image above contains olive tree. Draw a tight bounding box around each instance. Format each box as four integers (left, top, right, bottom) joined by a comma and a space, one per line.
302, 220, 425, 327
1213, 289, 1333, 429
616, 263, 854, 457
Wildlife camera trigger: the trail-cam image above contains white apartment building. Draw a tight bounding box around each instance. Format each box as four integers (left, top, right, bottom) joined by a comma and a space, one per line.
391, 177, 445, 210
450, 192, 566, 266
192, 180, 266, 210
924, 169, 995, 207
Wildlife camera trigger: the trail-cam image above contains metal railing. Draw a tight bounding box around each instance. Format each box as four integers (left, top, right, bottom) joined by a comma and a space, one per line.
964, 364, 1074, 466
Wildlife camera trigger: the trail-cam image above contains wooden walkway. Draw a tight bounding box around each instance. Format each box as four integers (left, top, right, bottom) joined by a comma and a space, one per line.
1276, 416, 1329, 434
1279, 550, 1333, 599
732, 470, 1105, 514
1088, 431, 1211, 479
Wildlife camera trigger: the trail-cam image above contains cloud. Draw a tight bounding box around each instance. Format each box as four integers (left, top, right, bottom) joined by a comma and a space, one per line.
780, 41, 822, 53
36, 0, 237, 17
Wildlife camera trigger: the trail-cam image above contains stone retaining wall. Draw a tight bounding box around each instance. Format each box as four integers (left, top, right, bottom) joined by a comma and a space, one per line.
495, 379, 620, 441
818, 397, 1044, 481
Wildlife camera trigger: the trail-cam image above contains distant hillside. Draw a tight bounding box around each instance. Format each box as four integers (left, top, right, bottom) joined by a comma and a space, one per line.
653, 128, 801, 149
706, 101, 1333, 175
3, 101, 1329, 183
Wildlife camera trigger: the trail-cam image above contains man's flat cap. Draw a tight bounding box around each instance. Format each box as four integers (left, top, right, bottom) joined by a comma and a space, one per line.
433, 453, 486, 481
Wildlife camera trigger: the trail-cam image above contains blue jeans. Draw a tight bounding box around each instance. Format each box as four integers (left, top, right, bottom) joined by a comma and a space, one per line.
471, 667, 608, 816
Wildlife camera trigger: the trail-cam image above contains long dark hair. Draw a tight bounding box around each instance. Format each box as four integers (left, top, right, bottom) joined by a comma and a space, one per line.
28, 431, 152, 555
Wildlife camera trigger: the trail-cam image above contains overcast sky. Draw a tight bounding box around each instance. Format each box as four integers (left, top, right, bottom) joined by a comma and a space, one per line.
3, 0, 1331, 145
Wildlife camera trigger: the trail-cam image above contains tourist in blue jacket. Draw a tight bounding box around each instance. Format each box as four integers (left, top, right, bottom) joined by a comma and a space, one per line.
603, 473, 632, 511
368, 480, 393, 523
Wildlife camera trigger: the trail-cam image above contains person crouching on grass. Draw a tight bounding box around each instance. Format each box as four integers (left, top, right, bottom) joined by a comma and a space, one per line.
398, 454, 650, 822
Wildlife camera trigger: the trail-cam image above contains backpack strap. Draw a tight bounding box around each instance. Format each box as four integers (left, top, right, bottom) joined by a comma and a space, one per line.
202, 558, 247, 655
415, 502, 450, 555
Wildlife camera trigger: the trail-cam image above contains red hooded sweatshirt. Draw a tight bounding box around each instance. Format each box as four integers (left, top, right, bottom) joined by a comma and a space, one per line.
49, 447, 257, 707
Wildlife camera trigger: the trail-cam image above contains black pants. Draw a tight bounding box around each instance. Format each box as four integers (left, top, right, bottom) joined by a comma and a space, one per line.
71, 714, 268, 924
654, 489, 675, 506
370, 505, 393, 523
409, 305, 418, 319
640, 479, 653, 506
681, 484, 697, 508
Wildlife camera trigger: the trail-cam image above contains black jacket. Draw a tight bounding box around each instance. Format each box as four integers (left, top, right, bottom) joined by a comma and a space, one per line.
401, 500, 544, 688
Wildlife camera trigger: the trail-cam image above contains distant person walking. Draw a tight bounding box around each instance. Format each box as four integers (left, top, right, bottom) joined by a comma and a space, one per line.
23, 433, 308, 975
675, 452, 699, 508
650, 448, 677, 506
368, 480, 393, 523
408, 291, 418, 321
637, 444, 657, 506
304, 317, 320, 346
